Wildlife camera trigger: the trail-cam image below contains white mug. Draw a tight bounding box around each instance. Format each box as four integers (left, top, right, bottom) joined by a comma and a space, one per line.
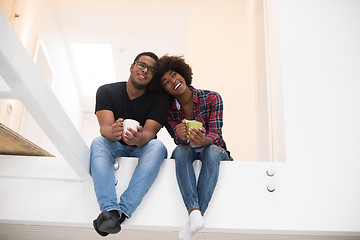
123, 119, 140, 134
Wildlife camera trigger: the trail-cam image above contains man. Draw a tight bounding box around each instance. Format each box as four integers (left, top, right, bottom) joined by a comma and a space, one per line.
90, 52, 169, 236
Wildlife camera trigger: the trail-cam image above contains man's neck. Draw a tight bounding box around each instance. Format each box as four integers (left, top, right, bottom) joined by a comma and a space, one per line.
126, 80, 146, 100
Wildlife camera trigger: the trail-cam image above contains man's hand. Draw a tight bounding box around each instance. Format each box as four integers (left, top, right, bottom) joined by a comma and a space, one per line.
176, 120, 188, 143
112, 118, 124, 141
188, 127, 206, 146
122, 125, 143, 146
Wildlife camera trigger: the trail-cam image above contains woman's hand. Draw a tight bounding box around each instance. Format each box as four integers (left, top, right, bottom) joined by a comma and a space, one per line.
176, 120, 188, 144
188, 127, 206, 146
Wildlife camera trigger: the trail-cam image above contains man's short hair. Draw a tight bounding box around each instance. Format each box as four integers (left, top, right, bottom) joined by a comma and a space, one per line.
134, 52, 159, 62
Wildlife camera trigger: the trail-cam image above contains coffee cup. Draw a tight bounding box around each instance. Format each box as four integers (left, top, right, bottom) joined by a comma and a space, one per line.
123, 119, 140, 134
186, 120, 203, 133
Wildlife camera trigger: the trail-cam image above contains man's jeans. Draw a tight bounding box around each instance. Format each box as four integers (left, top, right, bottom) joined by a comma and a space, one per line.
90, 136, 167, 218
172, 144, 230, 216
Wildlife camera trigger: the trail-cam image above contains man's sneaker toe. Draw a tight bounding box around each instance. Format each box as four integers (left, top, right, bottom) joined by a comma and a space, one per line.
93, 211, 121, 236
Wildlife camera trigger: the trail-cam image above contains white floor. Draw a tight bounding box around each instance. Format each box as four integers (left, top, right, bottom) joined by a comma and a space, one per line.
1, 223, 360, 240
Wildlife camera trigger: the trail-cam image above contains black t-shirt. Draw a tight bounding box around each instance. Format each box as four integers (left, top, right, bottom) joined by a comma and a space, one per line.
95, 82, 169, 127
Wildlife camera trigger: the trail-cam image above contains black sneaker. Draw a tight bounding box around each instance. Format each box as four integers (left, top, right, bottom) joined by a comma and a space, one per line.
93, 211, 121, 237
119, 211, 127, 224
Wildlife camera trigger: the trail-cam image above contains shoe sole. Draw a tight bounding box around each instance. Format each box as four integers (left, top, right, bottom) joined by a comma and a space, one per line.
93, 220, 109, 237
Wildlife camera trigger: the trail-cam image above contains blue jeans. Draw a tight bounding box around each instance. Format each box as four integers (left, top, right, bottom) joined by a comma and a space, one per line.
172, 144, 230, 216
90, 136, 167, 218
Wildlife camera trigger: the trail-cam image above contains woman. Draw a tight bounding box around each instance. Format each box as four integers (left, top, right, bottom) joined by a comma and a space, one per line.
155, 55, 232, 240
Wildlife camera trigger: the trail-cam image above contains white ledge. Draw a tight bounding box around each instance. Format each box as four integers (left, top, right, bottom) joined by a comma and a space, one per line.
0, 158, 359, 236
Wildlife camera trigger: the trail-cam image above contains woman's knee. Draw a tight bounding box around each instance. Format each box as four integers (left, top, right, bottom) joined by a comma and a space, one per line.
201, 145, 224, 164
172, 145, 188, 159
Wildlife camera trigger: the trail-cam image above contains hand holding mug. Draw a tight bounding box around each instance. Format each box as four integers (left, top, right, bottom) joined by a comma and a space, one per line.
186, 120, 204, 146
176, 120, 188, 143
122, 119, 141, 146
188, 126, 205, 146
112, 118, 124, 141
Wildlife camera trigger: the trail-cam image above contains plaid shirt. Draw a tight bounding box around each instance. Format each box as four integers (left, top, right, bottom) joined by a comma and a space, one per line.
165, 86, 232, 159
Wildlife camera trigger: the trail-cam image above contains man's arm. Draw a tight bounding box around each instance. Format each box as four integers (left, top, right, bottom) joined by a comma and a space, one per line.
96, 110, 123, 142
139, 119, 163, 146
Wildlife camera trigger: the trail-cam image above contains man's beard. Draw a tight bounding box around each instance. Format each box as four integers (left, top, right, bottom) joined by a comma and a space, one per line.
130, 76, 148, 90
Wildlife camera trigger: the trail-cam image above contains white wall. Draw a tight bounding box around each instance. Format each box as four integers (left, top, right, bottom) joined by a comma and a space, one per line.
12, 0, 83, 130
274, 0, 360, 230
277, 0, 360, 165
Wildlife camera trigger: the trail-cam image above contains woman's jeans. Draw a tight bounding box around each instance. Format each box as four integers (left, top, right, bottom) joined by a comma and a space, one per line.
90, 136, 167, 218
172, 144, 230, 216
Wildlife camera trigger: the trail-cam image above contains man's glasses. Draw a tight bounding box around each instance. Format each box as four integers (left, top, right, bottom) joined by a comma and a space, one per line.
134, 61, 156, 75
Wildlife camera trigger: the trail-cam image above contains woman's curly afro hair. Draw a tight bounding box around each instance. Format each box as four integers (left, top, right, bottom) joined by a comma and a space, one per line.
153, 55, 193, 90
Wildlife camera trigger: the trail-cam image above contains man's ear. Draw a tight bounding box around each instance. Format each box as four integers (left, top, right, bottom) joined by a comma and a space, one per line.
130, 63, 134, 73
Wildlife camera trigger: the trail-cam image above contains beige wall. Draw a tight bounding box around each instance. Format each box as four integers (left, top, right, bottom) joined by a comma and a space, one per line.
186, 0, 256, 161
